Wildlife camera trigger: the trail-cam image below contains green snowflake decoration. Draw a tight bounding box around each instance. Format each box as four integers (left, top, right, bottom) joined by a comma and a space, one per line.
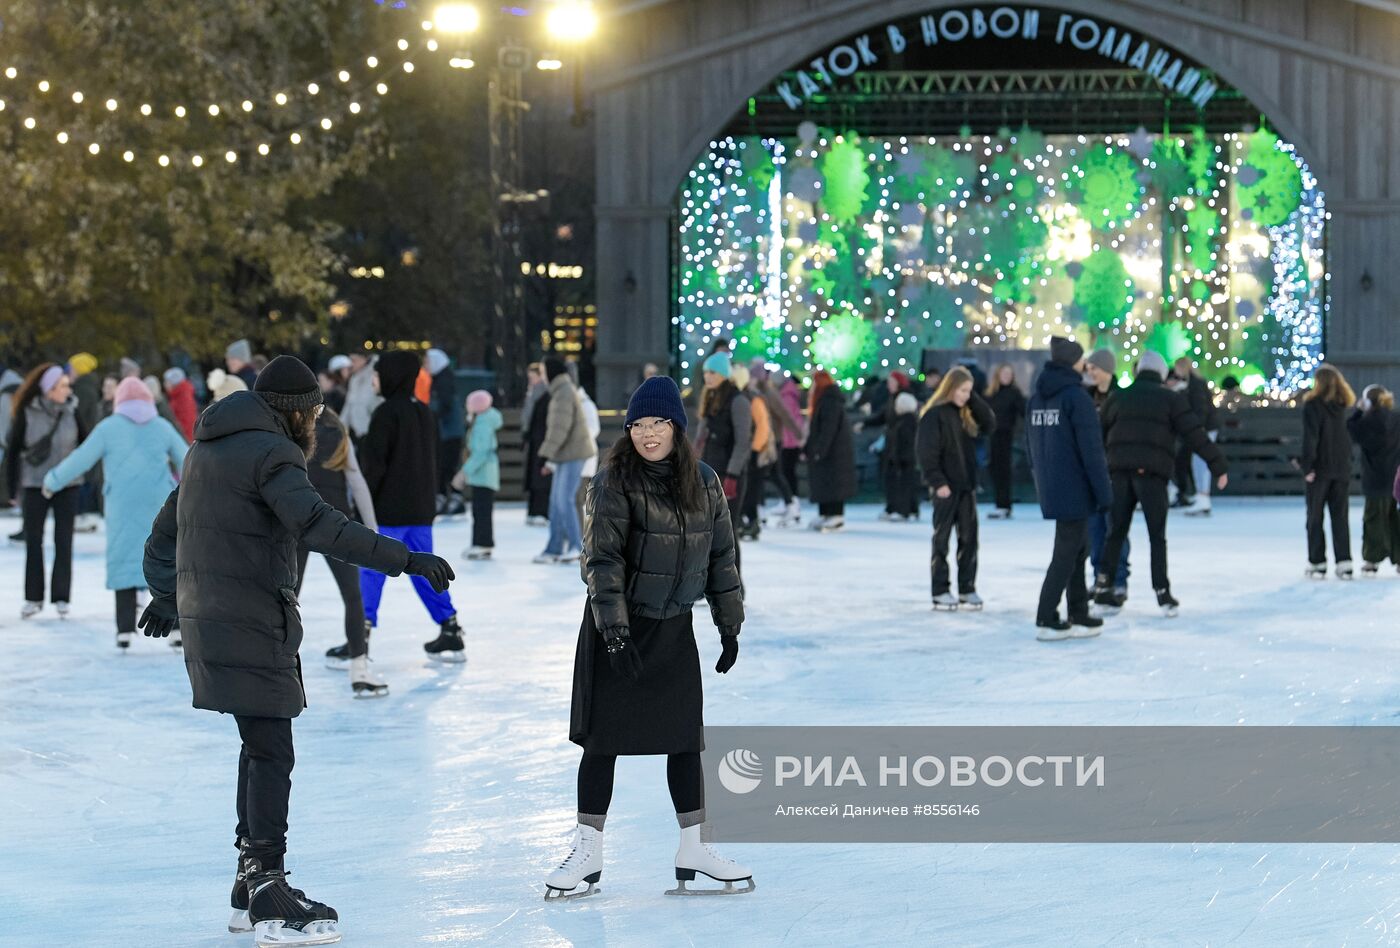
1149, 138, 1193, 201
810, 310, 878, 375
1144, 321, 1193, 364
1184, 204, 1220, 272
1076, 145, 1143, 225
821, 137, 870, 224
730, 316, 778, 363
1073, 249, 1135, 329
1237, 129, 1303, 227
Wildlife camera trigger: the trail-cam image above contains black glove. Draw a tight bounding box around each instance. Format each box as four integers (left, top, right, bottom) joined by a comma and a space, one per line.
715, 634, 739, 674
137, 597, 178, 638
605, 635, 644, 681
404, 551, 455, 593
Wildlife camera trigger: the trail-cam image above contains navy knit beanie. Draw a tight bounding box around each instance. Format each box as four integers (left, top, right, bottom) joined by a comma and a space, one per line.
254, 355, 324, 412
626, 376, 688, 433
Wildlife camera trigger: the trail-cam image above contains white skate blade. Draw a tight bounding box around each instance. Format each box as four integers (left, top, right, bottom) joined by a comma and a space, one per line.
253, 918, 340, 946
665, 873, 756, 896
427, 650, 467, 664
1068, 626, 1102, 638
229, 908, 251, 933
352, 683, 389, 699
1036, 627, 1072, 642
958, 602, 983, 612
544, 872, 601, 902
1160, 605, 1179, 618
931, 602, 958, 612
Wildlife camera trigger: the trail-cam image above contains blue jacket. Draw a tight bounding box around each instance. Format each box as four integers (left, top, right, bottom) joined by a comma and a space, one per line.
1026, 361, 1113, 520
44, 413, 187, 589
463, 407, 503, 491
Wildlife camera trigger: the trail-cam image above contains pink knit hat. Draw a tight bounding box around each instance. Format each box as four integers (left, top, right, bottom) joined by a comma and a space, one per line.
466, 389, 493, 415
114, 376, 154, 404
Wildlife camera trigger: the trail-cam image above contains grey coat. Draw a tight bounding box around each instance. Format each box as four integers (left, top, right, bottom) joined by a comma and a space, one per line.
7, 396, 83, 489
144, 391, 410, 719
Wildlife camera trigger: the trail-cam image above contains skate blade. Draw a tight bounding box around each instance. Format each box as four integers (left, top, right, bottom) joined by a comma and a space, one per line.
958, 603, 983, 612
931, 603, 958, 612
229, 908, 252, 933
1068, 627, 1102, 638
253, 918, 340, 946
544, 882, 600, 902
352, 685, 389, 699
427, 651, 467, 664
1160, 607, 1179, 618
665, 877, 756, 896
1035, 629, 1072, 642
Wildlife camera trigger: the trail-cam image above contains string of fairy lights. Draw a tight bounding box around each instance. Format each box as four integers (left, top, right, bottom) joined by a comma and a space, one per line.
676, 125, 1325, 395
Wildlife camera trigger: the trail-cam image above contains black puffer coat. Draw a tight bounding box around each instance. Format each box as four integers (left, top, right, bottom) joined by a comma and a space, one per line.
986, 383, 1026, 436
804, 386, 857, 504
1101, 371, 1226, 480
1184, 373, 1219, 433
582, 457, 744, 640
1346, 405, 1400, 495
917, 395, 996, 492
1302, 398, 1353, 480
144, 391, 410, 719
358, 350, 437, 526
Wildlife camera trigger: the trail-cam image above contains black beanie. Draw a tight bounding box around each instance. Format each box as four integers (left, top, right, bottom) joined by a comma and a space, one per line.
1049, 336, 1085, 367
254, 355, 324, 411
626, 375, 688, 432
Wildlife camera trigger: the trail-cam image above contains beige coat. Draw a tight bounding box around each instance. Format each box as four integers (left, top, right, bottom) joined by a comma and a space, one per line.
540, 374, 597, 463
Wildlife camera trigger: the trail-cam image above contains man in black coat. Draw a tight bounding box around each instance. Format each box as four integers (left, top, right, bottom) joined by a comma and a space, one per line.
1096, 351, 1227, 616
357, 349, 465, 661
140, 355, 453, 935
1174, 357, 1221, 515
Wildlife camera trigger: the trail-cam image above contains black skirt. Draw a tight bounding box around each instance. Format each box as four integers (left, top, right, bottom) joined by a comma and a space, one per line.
569, 599, 705, 755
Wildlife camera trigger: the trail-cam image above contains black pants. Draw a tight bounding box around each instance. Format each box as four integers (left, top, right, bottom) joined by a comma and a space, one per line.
1100, 471, 1170, 592
989, 430, 1015, 510
1173, 442, 1195, 500
115, 587, 139, 635
295, 544, 368, 658
781, 447, 802, 501
818, 501, 845, 517
1306, 477, 1352, 565
741, 452, 764, 526
884, 464, 921, 517
527, 449, 551, 519
1037, 518, 1090, 622
931, 489, 978, 595
725, 472, 746, 573
472, 486, 496, 548
438, 437, 464, 496
762, 456, 794, 505
22, 486, 77, 603
576, 751, 704, 816
235, 715, 295, 867
1361, 494, 1400, 565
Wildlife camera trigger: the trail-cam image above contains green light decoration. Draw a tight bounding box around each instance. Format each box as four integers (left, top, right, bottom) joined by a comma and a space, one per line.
820, 137, 870, 224
738, 140, 775, 197
1073, 249, 1134, 329
810, 310, 878, 375
1148, 138, 1193, 201
1075, 145, 1143, 225
1184, 203, 1220, 272
1144, 321, 1193, 364
1238, 129, 1303, 227
924, 147, 975, 199
731, 315, 777, 363
1187, 127, 1215, 191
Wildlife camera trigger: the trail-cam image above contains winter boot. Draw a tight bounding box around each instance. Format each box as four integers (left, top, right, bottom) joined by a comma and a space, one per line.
423, 616, 466, 664
667, 823, 755, 895
243, 849, 340, 946
350, 656, 388, 699
544, 824, 603, 901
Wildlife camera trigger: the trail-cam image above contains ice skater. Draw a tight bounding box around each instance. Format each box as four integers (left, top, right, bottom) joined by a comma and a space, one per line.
534, 356, 598, 564
882, 391, 921, 521
984, 363, 1026, 519
42, 378, 186, 649
1347, 385, 1400, 573
545, 375, 753, 900
140, 355, 453, 946
356, 350, 465, 661
917, 366, 995, 611
1025, 338, 1112, 640
1300, 364, 1356, 578
461, 389, 502, 560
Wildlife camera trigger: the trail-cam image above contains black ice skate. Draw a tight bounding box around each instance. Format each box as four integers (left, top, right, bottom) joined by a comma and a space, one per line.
1092, 582, 1125, 615
243, 852, 340, 946
1155, 587, 1180, 618
423, 615, 466, 664
230, 839, 320, 936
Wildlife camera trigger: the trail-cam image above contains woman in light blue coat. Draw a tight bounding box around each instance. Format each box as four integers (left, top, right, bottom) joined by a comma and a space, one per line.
462, 390, 502, 560
43, 377, 187, 648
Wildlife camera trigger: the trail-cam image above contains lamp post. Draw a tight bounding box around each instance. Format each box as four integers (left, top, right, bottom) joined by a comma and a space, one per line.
433, 2, 598, 406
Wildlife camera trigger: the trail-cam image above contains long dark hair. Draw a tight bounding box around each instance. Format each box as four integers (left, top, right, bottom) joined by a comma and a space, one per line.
604, 427, 705, 513
11, 362, 59, 420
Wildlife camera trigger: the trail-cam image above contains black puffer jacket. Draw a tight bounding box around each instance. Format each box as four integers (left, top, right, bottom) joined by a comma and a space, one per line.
917, 395, 995, 492
1184, 373, 1219, 433
582, 457, 743, 642
1346, 405, 1400, 495
1101, 371, 1226, 480
1301, 398, 1353, 480
144, 391, 410, 719
805, 386, 857, 503
358, 350, 438, 526
986, 383, 1026, 436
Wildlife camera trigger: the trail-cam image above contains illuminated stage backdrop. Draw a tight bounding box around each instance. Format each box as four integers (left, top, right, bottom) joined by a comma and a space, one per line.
676, 126, 1325, 395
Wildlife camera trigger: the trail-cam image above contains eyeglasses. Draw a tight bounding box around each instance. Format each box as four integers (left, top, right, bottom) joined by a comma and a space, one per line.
627, 419, 672, 435
313, 403, 325, 417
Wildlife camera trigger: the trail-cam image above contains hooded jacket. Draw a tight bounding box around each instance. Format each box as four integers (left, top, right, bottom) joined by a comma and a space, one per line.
341, 359, 383, 438
1101, 370, 1226, 480
464, 407, 503, 492
1301, 398, 1353, 481
358, 350, 439, 526
540, 372, 599, 464
917, 394, 996, 493
165, 378, 198, 442
1026, 361, 1113, 520
143, 391, 409, 718
804, 385, 857, 503
1346, 404, 1400, 496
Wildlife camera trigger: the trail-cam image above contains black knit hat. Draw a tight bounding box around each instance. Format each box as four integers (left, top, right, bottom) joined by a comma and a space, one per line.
1049, 336, 1085, 367
254, 355, 324, 411
626, 375, 688, 432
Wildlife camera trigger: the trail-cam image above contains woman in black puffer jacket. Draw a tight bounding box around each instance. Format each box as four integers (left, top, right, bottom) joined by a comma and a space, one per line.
546, 376, 752, 899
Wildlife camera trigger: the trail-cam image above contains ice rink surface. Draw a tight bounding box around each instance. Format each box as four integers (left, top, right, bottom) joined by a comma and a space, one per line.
5, 497, 1400, 946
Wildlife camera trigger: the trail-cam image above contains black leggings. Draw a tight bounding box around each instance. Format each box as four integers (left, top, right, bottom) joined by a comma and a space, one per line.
22, 486, 77, 603
576, 752, 704, 816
